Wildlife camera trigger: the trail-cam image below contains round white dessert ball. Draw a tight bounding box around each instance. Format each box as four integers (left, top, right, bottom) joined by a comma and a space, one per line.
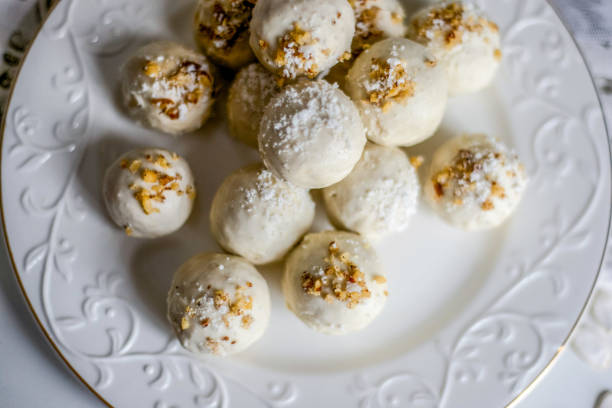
249, 0, 355, 80
259, 80, 366, 188
193, 0, 255, 69
103, 148, 196, 238
167, 253, 271, 356
227, 63, 279, 147
345, 37, 448, 146
323, 143, 420, 238
283, 231, 388, 335
122, 41, 215, 135
406, 1, 502, 96
210, 164, 316, 264
424, 134, 528, 230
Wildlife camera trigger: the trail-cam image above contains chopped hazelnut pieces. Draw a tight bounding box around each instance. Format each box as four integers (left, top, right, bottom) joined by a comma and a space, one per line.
180, 317, 190, 330
241, 315, 253, 329
410, 155, 424, 169
146, 60, 212, 120
349, 1, 384, 53
134, 189, 159, 215
200, 318, 210, 327
481, 199, 494, 211
411, 2, 496, 49
493, 48, 502, 60
144, 61, 161, 78
274, 22, 319, 79
197, 0, 255, 53
301, 241, 377, 309
186, 185, 196, 200
373, 275, 386, 284
365, 58, 415, 109
128, 160, 141, 174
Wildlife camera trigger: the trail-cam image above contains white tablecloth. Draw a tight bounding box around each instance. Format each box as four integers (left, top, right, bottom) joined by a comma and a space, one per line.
0, 1, 611, 407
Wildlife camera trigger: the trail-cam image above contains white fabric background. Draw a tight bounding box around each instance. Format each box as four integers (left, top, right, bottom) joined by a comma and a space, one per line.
0, 0, 611, 406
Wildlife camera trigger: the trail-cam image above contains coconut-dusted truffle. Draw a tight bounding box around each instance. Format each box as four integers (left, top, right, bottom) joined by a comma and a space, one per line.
103, 148, 196, 238
424, 134, 527, 230
323, 143, 420, 238
282, 231, 388, 335
259, 80, 366, 188
345, 38, 447, 146
210, 164, 315, 264
122, 41, 214, 135
193, 0, 256, 69
406, 1, 501, 95
167, 253, 271, 356
249, 0, 355, 80
227, 63, 279, 147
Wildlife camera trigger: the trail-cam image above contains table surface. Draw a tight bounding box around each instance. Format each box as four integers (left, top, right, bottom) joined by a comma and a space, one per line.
1, 0, 612, 407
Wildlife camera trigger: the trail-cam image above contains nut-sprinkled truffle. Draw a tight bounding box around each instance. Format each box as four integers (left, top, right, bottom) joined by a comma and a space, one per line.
103, 148, 196, 238
167, 253, 271, 356
406, 1, 501, 95
345, 38, 447, 146
227, 63, 279, 147
282, 231, 387, 335
326, 0, 407, 87
249, 0, 355, 80
323, 143, 420, 238
210, 164, 315, 264
193, 0, 256, 69
424, 134, 527, 230
259, 80, 366, 188
122, 41, 214, 135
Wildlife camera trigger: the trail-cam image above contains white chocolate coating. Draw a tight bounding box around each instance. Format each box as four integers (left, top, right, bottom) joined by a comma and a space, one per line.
259, 80, 366, 188
283, 231, 387, 335
103, 148, 196, 238
424, 134, 528, 230
167, 253, 271, 356
323, 143, 419, 238
227, 63, 279, 147
249, 0, 355, 79
406, 1, 501, 96
345, 38, 448, 146
210, 164, 315, 264
121, 41, 214, 135
193, 0, 255, 69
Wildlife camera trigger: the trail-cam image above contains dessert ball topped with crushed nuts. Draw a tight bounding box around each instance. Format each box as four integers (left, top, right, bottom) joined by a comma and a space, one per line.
282, 231, 388, 335
406, 1, 502, 95
193, 0, 256, 69
424, 134, 528, 230
167, 253, 271, 356
122, 41, 215, 135
210, 163, 315, 264
103, 148, 196, 238
249, 0, 355, 81
345, 37, 448, 146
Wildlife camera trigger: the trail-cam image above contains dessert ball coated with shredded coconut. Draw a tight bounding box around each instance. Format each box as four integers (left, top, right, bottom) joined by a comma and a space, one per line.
167, 253, 271, 356
210, 164, 315, 264
322, 143, 420, 238
249, 0, 355, 80
406, 1, 502, 96
282, 231, 388, 335
258, 80, 366, 188
122, 41, 215, 135
227, 63, 279, 147
193, 0, 256, 69
103, 148, 196, 238
424, 134, 528, 230
345, 38, 447, 146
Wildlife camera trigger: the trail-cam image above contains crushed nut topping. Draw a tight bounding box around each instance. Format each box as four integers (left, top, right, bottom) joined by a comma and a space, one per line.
432, 148, 510, 210
197, 0, 256, 52
124, 226, 133, 236
364, 57, 415, 111
144, 60, 212, 120
301, 241, 385, 309
349, 0, 384, 53
411, 2, 496, 49
493, 48, 502, 60
410, 155, 425, 169
274, 22, 319, 79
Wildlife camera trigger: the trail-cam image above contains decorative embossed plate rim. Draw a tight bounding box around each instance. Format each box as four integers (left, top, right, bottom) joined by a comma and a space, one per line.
0, 0, 610, 407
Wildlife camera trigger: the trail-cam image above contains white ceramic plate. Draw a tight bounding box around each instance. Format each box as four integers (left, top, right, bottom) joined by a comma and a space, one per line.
1, 0, 610, 407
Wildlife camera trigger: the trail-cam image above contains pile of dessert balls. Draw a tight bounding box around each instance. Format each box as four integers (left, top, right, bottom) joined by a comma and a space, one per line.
103, 0, 528, 356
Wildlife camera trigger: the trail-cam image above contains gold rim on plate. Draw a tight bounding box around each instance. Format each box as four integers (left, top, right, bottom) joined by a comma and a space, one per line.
0, 1, 609, 407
